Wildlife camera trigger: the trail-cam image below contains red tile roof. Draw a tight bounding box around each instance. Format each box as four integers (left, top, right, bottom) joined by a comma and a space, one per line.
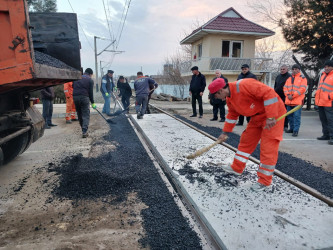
205, 16, 273, 34
181, 8, 274, 44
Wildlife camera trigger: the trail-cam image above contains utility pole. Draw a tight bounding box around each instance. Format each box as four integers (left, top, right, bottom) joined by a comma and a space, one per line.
94, 36, 123, 92
94, 36, 99, 92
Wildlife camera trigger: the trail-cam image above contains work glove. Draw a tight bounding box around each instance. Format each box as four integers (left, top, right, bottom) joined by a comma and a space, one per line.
114, 87, 118, 91
105, 93, 109, 97
91, 103, 97, 109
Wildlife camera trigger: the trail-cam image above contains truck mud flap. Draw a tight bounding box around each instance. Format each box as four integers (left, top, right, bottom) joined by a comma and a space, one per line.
26, 105, 45, 143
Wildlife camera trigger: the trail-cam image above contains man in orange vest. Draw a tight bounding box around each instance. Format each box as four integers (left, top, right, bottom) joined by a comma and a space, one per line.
283, 64, 307, 137
315, 60, 333, 145
208, 78, 286, 191
64, 81, 77, 124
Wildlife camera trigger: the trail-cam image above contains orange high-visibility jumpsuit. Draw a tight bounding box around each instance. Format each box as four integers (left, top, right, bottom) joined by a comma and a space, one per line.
64, 82, 77, 121
223, 79, 286, 186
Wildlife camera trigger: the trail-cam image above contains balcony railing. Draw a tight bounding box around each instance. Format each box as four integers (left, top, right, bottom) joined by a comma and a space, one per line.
180, 57, 273, 74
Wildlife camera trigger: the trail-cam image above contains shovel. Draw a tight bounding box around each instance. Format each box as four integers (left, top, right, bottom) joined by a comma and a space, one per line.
95, 108, 116, 124
107, 104, 134, 117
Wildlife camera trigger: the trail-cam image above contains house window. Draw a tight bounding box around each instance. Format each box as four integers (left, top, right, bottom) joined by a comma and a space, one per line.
198, 44, 202, 59
222, 40, 243, 58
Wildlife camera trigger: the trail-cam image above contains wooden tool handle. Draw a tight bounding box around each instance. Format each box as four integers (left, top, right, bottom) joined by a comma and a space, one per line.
276, 105, 302, 121
186, 139, 224, 159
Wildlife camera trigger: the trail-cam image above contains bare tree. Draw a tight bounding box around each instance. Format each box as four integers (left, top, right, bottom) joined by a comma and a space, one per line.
247, 0, 287, 26
162, 51, 191, 99
255, 36, 294, 72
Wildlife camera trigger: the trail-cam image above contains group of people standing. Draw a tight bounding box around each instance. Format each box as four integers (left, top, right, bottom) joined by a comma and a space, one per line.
189, 59, 333, 191
41, 68, 158, 138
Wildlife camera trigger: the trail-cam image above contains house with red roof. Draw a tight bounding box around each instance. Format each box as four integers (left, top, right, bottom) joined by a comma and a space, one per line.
180, 7, 275, 99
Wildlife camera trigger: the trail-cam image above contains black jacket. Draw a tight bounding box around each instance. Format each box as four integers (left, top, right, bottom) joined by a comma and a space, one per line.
117, 79, 132, 98
209, 75, 228, 105
73, 74, 95, 103
189, 72, 206, 93
274, 72, 291, 102
237, 71, 257, 80
41, 87, 54, 100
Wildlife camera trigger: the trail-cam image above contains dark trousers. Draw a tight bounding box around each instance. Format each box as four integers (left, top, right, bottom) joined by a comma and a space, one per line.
284, 105, 289, 128
121, 96, 130, 110
318, 104, 333, 137
42, 99, 53, 126
192, 92, 203, 116
238, 115, 250, 125
136, 95, 148, 115
74, 95, 90, 133
146, 94, 152, 114
213, 102, 226, 119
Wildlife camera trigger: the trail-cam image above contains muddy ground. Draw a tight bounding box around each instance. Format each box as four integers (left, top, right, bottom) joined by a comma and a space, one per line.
0, 117, 147, 249
0, 114, 201, 249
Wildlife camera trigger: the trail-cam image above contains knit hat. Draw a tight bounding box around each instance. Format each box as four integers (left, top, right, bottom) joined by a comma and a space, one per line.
292, 64, 300, 69
107, 70, 114, 74
119, 76, 124, 80
241, 64, 249, 69
85, 68, 93, 75
208, 78, 226, 94
191, 66, 199, 71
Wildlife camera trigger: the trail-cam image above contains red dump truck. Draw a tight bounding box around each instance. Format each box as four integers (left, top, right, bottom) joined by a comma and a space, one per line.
0, 0, 82, 165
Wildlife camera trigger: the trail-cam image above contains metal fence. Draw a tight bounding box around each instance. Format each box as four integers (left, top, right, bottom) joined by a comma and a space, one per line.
181, 57, 273, 73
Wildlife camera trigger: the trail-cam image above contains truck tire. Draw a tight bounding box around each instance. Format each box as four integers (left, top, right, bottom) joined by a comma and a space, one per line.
1, 132, 30, 165
0, 147, 3, 166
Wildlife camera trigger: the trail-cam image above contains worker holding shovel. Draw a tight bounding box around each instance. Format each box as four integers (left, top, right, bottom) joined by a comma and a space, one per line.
208, 78, 286, 191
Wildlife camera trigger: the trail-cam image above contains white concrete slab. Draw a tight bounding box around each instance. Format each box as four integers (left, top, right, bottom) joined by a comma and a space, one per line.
133, 114, 333, 250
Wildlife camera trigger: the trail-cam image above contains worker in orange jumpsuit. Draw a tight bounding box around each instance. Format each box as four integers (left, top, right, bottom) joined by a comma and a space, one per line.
283, 64, 307, 137
64, 81, 77, 124
315, 60, 333, 145
208, 78, 286, 191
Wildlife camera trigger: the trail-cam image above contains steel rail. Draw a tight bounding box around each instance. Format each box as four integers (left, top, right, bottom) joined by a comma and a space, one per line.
149, 103, 333, 207
128, 114, 225, 250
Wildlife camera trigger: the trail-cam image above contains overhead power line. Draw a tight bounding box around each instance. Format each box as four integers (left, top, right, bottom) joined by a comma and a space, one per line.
67, 0, 94, 52
102, 0, 114, 41
116, 0, 131, 49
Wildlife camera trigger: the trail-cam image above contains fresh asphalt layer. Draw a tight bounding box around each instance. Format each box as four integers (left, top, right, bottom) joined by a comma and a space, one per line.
48, 115, 202, 249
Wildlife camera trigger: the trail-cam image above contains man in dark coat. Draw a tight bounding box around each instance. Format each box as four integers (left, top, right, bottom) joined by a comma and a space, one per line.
209, 69, 227, 122
73, 68, 96, 138
117, 76, 132, 111
189, 66, 206, 118
41, 86, 56, 129
274, 65, 291, 129
236, 64, 257, 125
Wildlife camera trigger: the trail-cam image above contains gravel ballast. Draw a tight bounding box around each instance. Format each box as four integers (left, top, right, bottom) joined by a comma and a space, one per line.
48, 115, 202, 249
176, 115, 333, 199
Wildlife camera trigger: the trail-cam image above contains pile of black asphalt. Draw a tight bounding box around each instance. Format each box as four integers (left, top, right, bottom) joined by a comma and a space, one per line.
48, 116, 202, 249
176, 115, 333, 199
34, 50, 77, 71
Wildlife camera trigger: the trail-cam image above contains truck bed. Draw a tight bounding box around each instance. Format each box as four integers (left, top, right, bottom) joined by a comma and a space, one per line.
0, 0, 81, 94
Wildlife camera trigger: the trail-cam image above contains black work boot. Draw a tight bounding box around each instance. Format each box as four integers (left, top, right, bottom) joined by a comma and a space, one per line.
317, 135, 330, 140
292, 131, 298, 137
329, 137, 333, 145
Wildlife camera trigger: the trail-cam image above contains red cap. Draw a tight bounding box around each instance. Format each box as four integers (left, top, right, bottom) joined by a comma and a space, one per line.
208, 78, 226, 94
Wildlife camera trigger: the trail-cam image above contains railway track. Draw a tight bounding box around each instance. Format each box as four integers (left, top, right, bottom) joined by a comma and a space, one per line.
125, 103, 333, 250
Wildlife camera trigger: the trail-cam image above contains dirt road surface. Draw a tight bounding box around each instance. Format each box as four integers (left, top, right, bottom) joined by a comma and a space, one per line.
0, 117, 147, 249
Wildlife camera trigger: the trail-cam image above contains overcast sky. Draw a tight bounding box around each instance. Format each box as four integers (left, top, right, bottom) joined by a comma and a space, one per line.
56, 0, 278, 77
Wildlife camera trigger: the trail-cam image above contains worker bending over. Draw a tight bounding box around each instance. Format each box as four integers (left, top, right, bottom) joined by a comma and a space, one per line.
208, 78, 286, 191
